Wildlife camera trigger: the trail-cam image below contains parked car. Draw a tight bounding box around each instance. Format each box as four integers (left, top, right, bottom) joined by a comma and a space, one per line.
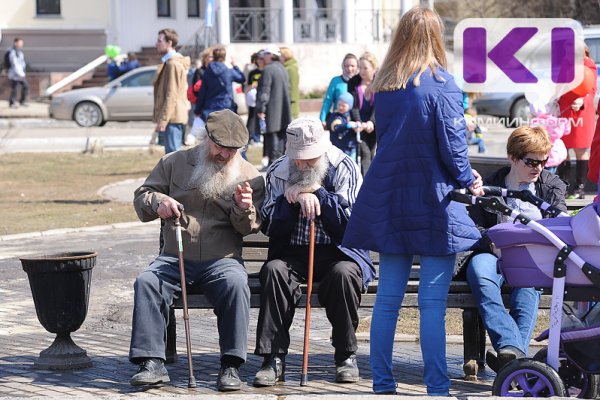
473, 27, 600, 127
50, 65, 247, 127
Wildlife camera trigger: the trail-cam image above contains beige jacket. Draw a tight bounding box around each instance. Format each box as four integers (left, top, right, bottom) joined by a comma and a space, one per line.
134, 147, 265, 262
153, 53, 191, 125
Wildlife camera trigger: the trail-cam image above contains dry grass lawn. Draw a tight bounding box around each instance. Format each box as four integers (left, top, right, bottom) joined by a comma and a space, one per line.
0, 150, 162, 235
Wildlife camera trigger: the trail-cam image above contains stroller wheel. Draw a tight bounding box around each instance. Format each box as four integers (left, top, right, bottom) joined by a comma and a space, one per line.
492, 358, 566, 397
533, 348, 600, 399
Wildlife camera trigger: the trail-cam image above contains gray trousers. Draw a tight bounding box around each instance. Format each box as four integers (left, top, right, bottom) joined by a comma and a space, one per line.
129, 254, 250, 364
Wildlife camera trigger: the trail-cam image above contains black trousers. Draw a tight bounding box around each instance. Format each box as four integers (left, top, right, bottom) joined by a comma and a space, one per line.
255, 245, 363, 361
265, 129, 287, 165
9, 79, 28, 106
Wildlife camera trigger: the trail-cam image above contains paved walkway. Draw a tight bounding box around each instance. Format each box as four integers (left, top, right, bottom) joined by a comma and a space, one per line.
0, 222, 504, 399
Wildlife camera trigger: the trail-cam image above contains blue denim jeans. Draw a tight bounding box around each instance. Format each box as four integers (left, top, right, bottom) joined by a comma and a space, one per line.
159, 123, 184, 154
370, 253, 455, 396
129, 254, 250, 363
466, 252, 540, 354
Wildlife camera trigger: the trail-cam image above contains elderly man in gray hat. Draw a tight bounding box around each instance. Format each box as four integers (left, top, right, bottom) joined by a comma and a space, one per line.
253, 116, 375, 386
130, 109, 265, 391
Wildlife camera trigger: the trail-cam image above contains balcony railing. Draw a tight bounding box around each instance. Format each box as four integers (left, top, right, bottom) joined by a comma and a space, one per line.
230, 7, 281, 43
227, 7, 404, 44
293, 8, 343, 42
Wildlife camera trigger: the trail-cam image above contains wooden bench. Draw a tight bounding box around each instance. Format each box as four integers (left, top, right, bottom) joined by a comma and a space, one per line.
167, 199, 589, 381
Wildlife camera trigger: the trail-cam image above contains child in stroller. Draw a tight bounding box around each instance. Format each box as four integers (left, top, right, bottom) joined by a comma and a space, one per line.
453, 186, 600, 398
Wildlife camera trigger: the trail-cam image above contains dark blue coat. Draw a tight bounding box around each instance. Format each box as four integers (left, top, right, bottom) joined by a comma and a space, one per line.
342, 67, 481, 255
194, 61, 245, 121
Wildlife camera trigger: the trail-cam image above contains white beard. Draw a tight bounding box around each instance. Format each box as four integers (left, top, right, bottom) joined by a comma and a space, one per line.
288, 155, 329, 188
190, 144, 241, 200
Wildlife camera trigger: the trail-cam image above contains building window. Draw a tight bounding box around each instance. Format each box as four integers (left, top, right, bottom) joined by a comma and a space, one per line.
37, 0, 60, 15
188, 0, 200, 17
157, 0, 171, 17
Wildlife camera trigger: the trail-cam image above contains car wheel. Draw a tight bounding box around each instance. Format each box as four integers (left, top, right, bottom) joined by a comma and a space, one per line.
506, 97, 530, 128
73, 102, 103, 127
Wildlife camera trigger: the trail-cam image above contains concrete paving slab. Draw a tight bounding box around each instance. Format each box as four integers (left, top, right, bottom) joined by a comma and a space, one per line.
0, 223, 501, 398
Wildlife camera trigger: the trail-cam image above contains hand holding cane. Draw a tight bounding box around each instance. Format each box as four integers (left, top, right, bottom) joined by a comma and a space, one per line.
300, 219, 316, 386
174, 205, 197, 388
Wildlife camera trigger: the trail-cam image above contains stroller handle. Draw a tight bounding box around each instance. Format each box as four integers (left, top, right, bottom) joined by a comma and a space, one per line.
450, 187, 568, 218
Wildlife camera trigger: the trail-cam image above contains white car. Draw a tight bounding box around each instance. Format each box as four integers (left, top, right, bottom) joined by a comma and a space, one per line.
50, 66, 246, 127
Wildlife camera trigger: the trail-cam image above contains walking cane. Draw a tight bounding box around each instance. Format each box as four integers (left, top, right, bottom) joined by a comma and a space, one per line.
174, 205, 197, 388
300, 219, 316, 386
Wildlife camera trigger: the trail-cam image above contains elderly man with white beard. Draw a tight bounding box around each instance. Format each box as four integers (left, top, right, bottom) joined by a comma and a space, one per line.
253, 117, 375, 387
130, 109, 265, 391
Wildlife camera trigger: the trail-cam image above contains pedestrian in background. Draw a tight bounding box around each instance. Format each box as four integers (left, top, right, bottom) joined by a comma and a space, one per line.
245, 51, 265, 145
153, 28, 190, 154
256, 45, 291, 166
194, 45, 245, 122
280, 47, 300, 119
557, 46, 597, 199
343, 6, 483, 396
347, 52, 378, 175
7, 37, 29, 108
320, 53, 358, 127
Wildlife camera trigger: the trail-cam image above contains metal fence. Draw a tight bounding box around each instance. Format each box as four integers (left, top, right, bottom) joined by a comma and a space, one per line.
293, 8, 343, 42
227, 7, 404, 44
230, 7, 281, 43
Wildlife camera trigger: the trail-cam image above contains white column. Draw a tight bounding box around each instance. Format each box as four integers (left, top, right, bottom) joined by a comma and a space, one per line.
281, 0, 294, 44
401, 0, 412, 15
217, 0, 230, 45
342, 0, 355, 43
109, 0, 120, 45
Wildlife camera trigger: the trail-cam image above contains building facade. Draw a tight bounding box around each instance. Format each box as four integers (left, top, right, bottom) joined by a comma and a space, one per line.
1, 0, 428, 92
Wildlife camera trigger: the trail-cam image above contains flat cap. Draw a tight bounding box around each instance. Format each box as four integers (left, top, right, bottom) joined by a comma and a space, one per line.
205, 109, 249, 148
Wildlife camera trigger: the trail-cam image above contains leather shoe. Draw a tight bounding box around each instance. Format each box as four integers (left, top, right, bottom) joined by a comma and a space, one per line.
335, 354, 359, 383
253, 355, 285, 387
130, 358, 170, 386
486, 346, 525, 373
217, 366, 241, 391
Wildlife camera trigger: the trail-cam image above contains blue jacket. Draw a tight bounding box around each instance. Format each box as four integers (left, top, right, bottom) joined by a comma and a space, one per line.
261, 146, 375, 289
319, 75, 348, 122
343, 67, 481, 255
194, 61, 245, 121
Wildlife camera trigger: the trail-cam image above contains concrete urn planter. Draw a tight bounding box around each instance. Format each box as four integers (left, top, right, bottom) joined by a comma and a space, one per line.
20, 251, 96, 370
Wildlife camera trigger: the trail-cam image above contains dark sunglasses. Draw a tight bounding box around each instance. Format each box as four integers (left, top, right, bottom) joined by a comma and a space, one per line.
521, 157, 548, 168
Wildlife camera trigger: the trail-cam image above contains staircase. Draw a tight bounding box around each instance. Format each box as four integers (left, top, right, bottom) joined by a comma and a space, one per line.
72, 46, 162, 90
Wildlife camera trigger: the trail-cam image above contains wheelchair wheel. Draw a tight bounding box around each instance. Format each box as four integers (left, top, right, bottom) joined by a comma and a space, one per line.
492, 358, 566, 397
534, 348, 600, 399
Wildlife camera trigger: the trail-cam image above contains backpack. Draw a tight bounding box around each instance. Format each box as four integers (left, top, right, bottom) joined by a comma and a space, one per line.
3, 49, 11, 72
187, 79, 202, 103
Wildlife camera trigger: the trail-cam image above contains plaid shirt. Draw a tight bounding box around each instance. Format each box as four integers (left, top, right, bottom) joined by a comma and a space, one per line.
290, 215, 331, 245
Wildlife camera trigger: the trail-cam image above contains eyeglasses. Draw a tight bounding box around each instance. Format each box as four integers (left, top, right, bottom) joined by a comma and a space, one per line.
521, 157, 548, 168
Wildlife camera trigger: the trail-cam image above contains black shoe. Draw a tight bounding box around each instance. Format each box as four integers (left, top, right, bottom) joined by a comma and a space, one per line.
130, 358, 170, 386
486, 346, 525, 373
217, 366, 241, 392
253, 355, 285, 387
335, 354, 359, 383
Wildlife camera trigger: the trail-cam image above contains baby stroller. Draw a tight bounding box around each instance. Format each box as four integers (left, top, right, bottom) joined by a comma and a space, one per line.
452, 187, 600, 398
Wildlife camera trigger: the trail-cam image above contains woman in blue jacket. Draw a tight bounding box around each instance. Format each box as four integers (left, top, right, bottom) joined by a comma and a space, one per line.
194, 45, 245, 122
319, 53, 358, 125
342, 6, 483, 396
